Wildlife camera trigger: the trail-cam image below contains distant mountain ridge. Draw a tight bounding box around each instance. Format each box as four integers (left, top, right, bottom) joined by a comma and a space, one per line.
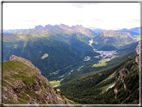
3, 29, 28, 34
3, 24, 139, 80
33, 24, 96, 37
99, 30, 133, 38
3, 25, 141, 36
89, 27, 103, 34
8, 24, 138, 50
92, 30, 137, 50
88, 26, 141, 35
116, 26, 141, 35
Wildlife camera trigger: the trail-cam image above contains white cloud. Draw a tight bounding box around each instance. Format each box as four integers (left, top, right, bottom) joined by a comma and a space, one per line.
3, 3, 140, 30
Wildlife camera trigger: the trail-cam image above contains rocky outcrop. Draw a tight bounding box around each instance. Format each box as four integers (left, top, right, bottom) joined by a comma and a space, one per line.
58, 24, 96, 37
3, 55, 60, 104
135, 56, 139, 65
113, 55, 139, 103
10, 55, 35, 69
135, 42, 140, 54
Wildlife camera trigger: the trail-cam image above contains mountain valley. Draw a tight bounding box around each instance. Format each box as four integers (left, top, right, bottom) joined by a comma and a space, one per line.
2, 24, 141, 104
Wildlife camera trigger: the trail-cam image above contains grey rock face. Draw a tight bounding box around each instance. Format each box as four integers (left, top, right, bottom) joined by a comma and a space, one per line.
3, 55, 60, 104
135, 42, 140, 54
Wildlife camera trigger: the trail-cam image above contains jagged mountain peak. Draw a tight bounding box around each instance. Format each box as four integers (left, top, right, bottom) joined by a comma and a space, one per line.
57, 24, 85, 31
58, 24, 70, 30
6, 24, 96, 39
71, 25, 84, 29
70, 25, 96, 37
44, 24, 53, 29
34, 25, 44, 29
51, 24, 96, 37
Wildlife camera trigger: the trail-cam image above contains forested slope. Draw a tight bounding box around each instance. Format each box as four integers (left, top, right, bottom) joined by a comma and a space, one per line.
59, 55, 140, 104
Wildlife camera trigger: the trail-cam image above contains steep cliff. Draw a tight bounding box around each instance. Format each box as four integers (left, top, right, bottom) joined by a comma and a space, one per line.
3, 55, 60, 104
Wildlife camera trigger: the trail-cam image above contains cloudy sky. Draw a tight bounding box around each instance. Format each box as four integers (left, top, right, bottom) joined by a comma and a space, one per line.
3, 3, 140, 30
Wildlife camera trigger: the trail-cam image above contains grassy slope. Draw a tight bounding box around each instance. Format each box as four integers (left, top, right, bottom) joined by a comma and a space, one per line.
3, 61, 39, 104
49, 80, 61, 87
92, 58, 111, 67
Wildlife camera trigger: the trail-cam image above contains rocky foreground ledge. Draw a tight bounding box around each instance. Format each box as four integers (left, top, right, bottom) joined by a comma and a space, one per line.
3, 55, 60, 104
10, 55, 36, 69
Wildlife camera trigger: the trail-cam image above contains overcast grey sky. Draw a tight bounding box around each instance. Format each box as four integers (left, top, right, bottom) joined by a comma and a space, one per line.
3, 3, 140, 30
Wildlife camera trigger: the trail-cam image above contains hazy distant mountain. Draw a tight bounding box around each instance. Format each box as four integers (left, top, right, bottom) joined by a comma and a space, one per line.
89, 26, 141, 35
34, 25, 44, 29
93, 28, 103, 34
57, 24, 97, 37
116, 26, 141, 35
45, 24, 53, 29
3, 29, 27, 34
35, 24, 54, 29
92, 30, 137, 50
87, 27, 103, 34
58, 24, 70, 30
33, 24, 97, 37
